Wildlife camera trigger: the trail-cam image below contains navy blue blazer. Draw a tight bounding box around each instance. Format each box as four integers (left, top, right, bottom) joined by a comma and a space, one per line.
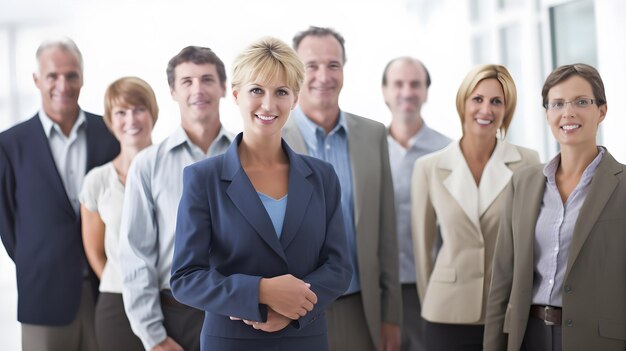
171, 133, 351, 342
0, 113, 119, 325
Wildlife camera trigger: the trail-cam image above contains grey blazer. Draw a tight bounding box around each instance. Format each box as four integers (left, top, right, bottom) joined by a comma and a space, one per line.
283, 112, 402, 348
484, 149, 626, 351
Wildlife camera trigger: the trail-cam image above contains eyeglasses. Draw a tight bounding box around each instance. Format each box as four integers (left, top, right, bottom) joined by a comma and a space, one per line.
545, 98, 595, 111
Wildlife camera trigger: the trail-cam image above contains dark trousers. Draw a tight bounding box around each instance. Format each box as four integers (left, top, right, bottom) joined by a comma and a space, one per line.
424, 320, 484, 351
326, 292, 376, 351
521, 316, 562, 351
95, 292, 143, 351
400, 283, 427, 351
161, 292, 204, 351
202, 334, 328, 351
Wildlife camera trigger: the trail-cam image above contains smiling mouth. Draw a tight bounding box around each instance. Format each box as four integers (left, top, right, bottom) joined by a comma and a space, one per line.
124, 128, 142, 135
476, 118, 493, 125
256, 114, 277, 121
561, 124, 581, 131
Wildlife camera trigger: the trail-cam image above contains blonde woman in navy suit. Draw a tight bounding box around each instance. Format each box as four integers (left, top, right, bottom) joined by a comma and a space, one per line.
485, 64, 626, 351
411, 64, 539, 350
170, 37, 351, 351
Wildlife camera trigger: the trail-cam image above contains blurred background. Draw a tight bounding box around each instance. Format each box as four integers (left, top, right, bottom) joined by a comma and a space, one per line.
1, 0, 625, 348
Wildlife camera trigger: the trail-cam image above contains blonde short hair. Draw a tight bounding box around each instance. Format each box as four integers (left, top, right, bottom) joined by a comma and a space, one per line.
103, 76, 159, 130
455, 64, 517, 137
231, 37, 304, 94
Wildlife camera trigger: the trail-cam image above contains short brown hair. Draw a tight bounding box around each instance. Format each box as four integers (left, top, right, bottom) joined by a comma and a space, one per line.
541, 63, 606, 108
103, 76, 159, 130
456, 64, 517, 137
166, 46, 226, 89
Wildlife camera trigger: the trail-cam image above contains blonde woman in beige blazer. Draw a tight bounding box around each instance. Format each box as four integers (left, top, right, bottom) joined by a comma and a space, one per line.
411, 64, 539, 350
484, 64, 626, 351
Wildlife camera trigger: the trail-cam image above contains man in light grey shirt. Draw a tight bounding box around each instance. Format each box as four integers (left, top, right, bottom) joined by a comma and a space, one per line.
382, 57, 451, 351
119, 46, 233, 351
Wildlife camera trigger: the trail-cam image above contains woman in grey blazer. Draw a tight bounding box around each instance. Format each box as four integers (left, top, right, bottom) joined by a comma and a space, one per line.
411, 65, 539, 350
484, 64, 626, 351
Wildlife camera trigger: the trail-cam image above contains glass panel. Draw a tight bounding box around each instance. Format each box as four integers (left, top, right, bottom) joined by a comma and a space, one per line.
471, 34, 490, 65
550, 0, 597, 67
499, 24, 524, 145
499, 0, 523, 10
0, 30, 10, 132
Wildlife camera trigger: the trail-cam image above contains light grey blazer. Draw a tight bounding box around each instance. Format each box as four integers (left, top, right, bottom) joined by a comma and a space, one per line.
484, 149, 626, 351
411, 140, 539, 325
283, 112, 402, 348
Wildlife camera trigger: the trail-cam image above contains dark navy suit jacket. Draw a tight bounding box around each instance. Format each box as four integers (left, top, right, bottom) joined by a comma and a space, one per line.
0, 113, 119, 325
171, 134, 351, 343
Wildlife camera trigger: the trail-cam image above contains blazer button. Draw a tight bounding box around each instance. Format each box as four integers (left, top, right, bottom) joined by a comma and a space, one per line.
564, 285, 572, 293
566, 319, 573, 327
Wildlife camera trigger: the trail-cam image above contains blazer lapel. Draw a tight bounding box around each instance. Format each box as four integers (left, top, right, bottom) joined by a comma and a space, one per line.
518, 167, 546, 292
478, 140, 520, 216
565, 152, 622, 279
346, 114, 366, 227
439, 142, 481, 230
279, 142, 313, 249
222, 136, 287, 262
29, 115, 76, 218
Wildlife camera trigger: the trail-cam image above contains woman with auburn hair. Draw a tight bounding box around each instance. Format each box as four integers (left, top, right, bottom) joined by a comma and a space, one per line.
170, 37, 351, 350
485, 64, 626, 351
79, 76, 158, 351
411, 64, 539, 350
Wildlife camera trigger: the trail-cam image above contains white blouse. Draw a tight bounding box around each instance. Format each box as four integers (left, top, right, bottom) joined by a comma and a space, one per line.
79, 162, 125, 293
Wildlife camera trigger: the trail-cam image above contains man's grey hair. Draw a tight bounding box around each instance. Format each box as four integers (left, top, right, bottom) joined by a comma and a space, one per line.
35, 37, 84, 73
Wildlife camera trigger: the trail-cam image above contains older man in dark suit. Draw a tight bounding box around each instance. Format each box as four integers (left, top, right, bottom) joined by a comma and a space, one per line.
0, 37, 119, 351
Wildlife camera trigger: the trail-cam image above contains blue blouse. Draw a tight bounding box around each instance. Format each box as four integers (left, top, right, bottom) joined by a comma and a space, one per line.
257, 192, 288, 238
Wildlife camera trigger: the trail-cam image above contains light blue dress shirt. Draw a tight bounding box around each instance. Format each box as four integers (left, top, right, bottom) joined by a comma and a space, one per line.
119, 125, 232, 350
293, 106, 360, 295
387, 123, 450, 284
257, 192, 288, 238
532, 147, 605, 307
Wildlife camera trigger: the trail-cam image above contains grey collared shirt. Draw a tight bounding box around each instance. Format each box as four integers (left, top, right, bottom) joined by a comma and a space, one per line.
119, 125, 232, 350
387, 123, 450, 284
38, 109, 87, 214
532, 147, 605, 307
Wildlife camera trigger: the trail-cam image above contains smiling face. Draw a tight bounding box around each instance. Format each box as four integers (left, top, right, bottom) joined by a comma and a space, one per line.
462, 78, 505, 138
170, 62, 225, 125
33, 47, 83, 122
233, 73, 298, 140
382, 59, 429, 123
296, 35, 344, 113
546, 75, 606, 149
109, 103, 154, 150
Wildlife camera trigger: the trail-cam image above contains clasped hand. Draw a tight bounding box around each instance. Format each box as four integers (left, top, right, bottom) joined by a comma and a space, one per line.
230, 274, 317, 332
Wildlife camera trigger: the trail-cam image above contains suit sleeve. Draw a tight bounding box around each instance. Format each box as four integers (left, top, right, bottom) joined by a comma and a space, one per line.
118, 156, 166, 350
483, 180, 515, 351
0, 143, 16, 261
293, 164, 352, 329
378, 132, 402, 325
411, 157, 437, 303
170, 165, 266, 322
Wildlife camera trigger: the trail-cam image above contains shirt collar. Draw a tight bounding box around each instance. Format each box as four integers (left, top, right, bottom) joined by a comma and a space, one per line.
39, 108, 86, 138
293, 106, 348, 143
163, 124, 233, 153
387, 121, 431, 151
543, 146, 606, 185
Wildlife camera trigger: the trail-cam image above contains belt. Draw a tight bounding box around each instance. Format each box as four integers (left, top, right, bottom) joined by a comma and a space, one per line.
530, 305, 562, 326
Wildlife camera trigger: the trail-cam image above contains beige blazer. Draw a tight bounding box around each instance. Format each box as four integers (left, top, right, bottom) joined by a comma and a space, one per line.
411, 140, 539, 324
283, 112, 402, 348
484, 150, 626, 351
